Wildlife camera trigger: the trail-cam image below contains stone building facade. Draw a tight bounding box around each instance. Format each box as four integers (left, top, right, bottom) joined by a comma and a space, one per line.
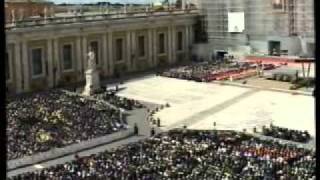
5, 0, 54, 22
196, 0, 314, 59
5, 11, 197, 94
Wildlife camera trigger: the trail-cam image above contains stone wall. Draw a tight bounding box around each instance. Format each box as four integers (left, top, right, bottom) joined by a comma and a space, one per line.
6, 11, 198, 94
199, 0, 314, 57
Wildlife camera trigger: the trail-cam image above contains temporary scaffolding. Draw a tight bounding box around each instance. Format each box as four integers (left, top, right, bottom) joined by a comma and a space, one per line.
195, 0, 314, 57
198, 0, 314, 40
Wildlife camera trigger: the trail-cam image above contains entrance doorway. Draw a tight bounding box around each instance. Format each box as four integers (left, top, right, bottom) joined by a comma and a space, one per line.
214, 50, 228, 63
269, 41, 281, 56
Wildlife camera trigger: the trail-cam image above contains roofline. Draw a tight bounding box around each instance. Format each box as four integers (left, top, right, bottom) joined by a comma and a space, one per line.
5, 1, 53, 4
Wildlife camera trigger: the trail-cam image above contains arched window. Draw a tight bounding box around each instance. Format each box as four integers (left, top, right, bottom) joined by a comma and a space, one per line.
31, 48, 44, 76
158, 33, 165, 54
138, 36, 145, 57
62, 44, 73, 70
115, 38, 124, 61
177, 31, 183, 51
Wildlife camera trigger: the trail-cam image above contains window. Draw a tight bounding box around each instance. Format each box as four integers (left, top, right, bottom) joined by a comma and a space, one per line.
6, 52, 10, 81
177, 31, 183, 51
115, 38, 123, 61
90, 41, 99, 64
62, 44, 73, 70
138, 36, 145, 57
31, 48, 43, 76
159, 33, 165, 54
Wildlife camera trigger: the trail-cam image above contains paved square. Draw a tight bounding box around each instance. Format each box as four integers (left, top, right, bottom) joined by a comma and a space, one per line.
118, 76, 315, 137
189, 90, 315, 136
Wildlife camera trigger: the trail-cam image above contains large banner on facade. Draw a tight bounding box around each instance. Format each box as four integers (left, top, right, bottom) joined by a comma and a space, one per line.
228, 12, 245, 33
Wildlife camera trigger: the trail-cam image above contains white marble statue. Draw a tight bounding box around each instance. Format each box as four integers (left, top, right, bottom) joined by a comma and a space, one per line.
87, 49, 96, 70
82, 48, 100, 96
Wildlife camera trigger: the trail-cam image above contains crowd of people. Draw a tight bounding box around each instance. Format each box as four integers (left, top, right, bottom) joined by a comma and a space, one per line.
161, 62, 218, 81
7, 90, 127, 160
160, 61, 273, 82
8, 129, 315, 180
93, 91, 144, 110
262, 125, 311, 143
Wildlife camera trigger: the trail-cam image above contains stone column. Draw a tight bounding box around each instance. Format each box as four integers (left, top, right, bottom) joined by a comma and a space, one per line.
131, 31, 137, 71
108, 31, 114, 76
185, 25, 190, 61
148, 28, 153, 68
53, 38, 60, 85
14, 42, 23, 93
82, 36, 88, 71
167, 26, 173, 64
47, 39, 54, 88
126, 31, 132, 72
102, 34, 108, 76
22, 41, 30, 91
76, 36, 83, 78
189, 24, 194, 44
172, 26, 177, 63
153, 28, 157, 67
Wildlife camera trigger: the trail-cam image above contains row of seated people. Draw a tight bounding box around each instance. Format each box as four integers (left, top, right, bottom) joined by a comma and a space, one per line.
8, 129, 315, 180
160, 62, 274, 82
262, 125, 311, 143
7, 90, 127, 160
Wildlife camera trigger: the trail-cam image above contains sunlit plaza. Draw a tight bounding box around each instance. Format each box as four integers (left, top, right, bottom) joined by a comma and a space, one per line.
118, 75, 315, 138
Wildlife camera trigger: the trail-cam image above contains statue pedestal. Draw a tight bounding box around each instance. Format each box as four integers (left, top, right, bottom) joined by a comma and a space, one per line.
82, 69, 100, 96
